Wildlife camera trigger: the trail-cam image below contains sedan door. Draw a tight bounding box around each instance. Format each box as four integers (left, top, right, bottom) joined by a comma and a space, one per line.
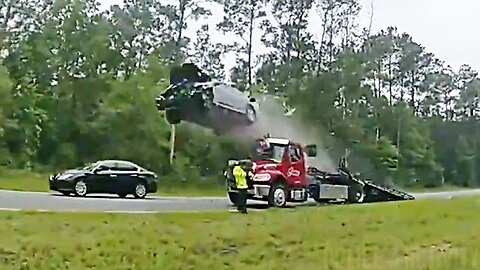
110, 162, 141, 194
87, 165, 114, 193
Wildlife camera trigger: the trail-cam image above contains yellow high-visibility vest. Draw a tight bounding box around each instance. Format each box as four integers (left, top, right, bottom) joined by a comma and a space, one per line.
232, 165, 248, 189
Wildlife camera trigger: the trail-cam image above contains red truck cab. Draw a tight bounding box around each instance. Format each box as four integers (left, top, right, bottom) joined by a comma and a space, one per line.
226, 136, 317, 207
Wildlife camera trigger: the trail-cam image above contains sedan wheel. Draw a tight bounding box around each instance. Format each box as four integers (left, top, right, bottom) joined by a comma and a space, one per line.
134, 182, 147, 199
74, 180, 87, 197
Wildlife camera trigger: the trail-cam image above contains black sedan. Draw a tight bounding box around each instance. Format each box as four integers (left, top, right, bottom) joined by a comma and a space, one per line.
49, 160, 158, 199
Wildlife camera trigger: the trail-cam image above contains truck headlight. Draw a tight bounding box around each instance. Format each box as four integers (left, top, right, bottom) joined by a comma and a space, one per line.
253, 174, 271, 182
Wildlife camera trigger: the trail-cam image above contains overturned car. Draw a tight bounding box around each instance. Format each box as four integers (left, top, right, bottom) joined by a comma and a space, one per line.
155, 63, 259, 134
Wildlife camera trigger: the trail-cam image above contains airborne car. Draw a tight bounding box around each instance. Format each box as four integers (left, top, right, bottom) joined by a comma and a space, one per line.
155, 63, 259, 134
49, 160, 158, 199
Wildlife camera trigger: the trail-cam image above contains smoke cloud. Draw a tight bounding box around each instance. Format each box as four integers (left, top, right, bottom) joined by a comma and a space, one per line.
234, 95, 337, 172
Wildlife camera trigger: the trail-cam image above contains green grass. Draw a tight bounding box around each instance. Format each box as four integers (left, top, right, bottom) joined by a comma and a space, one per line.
0, 197, 479, 269
404, 184, 469, 193
0, 169, 47, 192
0, 168, 225, 197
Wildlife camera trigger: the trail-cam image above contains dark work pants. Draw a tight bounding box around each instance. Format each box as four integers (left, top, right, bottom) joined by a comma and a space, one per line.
236, 189, 248, 213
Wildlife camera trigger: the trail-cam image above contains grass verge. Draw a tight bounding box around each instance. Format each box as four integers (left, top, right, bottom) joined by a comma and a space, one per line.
0, 196, 479, 269
0, 169, 47, 192
0, 168, 225, 197
404, 184, 468, 193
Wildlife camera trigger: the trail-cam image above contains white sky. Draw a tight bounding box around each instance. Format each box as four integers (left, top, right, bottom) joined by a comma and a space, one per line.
99, 0, 480, 73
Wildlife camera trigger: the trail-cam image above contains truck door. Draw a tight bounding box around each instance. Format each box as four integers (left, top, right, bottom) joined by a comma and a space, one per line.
286, 144, 305, 185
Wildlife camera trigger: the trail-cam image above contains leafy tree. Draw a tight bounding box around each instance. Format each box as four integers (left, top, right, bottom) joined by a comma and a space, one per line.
454, 135, 477, 187
189, 24, 225, 79
216, 0, 267, 86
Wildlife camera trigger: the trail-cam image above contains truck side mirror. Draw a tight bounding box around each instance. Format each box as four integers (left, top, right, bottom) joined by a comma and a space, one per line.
305, 145, 317, 157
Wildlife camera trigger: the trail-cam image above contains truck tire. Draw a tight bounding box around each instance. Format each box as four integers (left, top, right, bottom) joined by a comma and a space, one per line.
348, 184, 365, 203
308, 184, 328, 203
228, 192, 237, 205
268, 183, 287, 208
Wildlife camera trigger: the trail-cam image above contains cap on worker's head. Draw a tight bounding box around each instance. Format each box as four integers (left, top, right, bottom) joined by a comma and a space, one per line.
228, 160, 239, 166
241, 159, 254, 168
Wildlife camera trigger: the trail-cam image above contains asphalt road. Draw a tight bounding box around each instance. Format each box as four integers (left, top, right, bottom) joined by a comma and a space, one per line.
1, 188, 480, 213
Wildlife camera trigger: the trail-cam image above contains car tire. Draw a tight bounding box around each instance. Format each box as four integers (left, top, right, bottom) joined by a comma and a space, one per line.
245, 105, 256, 123
133, 182, 147, 199
73, 180, 87, 197
268, 183, 287, 208
165, 108, 181, 125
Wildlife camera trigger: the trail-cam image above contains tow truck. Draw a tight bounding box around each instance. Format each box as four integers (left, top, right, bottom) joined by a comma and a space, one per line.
224, 135, 415, 207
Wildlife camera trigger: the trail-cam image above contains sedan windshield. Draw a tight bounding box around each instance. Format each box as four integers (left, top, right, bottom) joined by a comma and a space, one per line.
82, 162, 99, 171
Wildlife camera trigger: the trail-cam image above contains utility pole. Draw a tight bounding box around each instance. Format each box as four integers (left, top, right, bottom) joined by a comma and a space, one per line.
169, 124, 176, 165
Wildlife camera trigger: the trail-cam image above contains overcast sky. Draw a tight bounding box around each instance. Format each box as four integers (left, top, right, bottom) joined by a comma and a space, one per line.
99, 0, 480, 72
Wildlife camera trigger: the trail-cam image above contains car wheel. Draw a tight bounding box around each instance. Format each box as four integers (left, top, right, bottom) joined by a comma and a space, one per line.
165, 109, 181, 125
73, 180, 87, 197
133, 182, 147, 199
246, 105, 256, 123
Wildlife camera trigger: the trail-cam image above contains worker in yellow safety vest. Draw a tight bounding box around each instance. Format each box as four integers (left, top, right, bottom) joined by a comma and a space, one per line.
232, 160, 253, 213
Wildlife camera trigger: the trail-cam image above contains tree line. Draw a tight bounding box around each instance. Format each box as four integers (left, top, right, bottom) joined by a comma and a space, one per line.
0, 0, 478, 188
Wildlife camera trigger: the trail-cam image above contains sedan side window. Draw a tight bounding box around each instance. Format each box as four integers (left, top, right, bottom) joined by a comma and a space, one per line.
115, 162, 138, 172
96, 165, 109, 171
96, 162, 116, 172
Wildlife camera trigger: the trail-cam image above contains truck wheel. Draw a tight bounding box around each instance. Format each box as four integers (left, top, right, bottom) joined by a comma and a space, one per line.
308, 185, 326, 203
268, 183, 287, 208
348, 184, 365, 203
228, 192, 237, 205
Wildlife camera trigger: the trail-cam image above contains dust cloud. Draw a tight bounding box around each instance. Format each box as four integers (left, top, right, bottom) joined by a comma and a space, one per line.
178, 94, 338, 172
237, 95, 337, 172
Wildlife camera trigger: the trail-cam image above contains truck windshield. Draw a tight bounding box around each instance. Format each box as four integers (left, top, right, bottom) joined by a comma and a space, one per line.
254, 144, 285, 162
270, 145, 285, 161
